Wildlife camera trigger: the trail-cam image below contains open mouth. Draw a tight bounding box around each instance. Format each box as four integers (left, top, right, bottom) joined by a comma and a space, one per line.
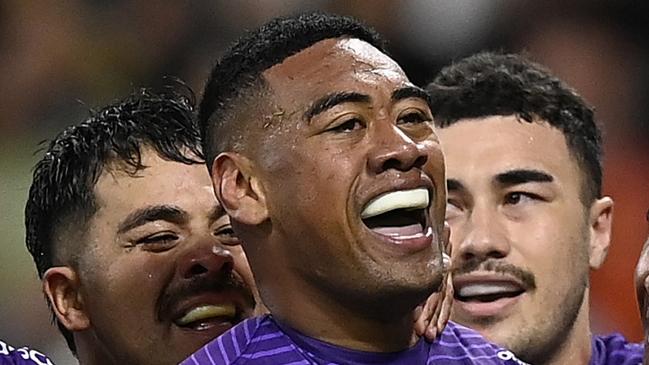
360, 188, 430, 239
454, 282, 525, 303
173, 304, 241, 331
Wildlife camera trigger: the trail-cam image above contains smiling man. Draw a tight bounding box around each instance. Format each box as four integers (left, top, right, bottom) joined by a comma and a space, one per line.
428, 52, 643, 365
24, 88, 257, 365
635, 209, 649, 365
184, 12, 526, 365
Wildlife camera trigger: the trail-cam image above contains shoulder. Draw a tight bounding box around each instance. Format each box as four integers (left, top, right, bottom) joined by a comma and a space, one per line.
428, 322, 529, 365
181, 315, 296, 365
0, 340, 55, 365
592, 333, 643, 365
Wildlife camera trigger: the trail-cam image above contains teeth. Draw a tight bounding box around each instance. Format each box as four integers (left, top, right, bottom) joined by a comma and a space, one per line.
361, 188, 429, 219
176, 304, 236, 326
458, 283, 521, 297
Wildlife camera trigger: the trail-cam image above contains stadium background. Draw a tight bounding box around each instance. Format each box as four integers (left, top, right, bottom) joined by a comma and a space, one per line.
0, 1, 647, 363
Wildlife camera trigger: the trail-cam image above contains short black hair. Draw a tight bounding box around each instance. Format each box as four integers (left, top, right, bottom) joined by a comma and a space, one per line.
427, 52, 602, 204
198, 11, 386, 167
25, 86, 202, 354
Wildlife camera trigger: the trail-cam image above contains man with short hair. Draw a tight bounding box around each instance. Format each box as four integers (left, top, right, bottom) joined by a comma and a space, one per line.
427, 52, 643, 365
184, 12, 526, 364
24, 88, 257, 365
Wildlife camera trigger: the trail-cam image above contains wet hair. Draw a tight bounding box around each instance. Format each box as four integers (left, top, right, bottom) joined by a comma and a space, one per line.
427, 52, 602, 203
24, 86, 202, 354
198, 11, 386, 168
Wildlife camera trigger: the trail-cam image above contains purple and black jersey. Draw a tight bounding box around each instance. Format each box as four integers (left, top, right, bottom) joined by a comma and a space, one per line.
182, 315, 528, 364
0, 340, 54, 365
590, 333, 643, 365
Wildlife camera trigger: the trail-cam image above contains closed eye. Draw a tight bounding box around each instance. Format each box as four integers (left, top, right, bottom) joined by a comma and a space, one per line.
136, 232, 179, 247
214, 226, 241, 246
327, 117, 364, 133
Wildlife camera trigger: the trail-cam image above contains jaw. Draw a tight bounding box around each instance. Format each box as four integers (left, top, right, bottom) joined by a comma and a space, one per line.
452, 287, 592, 365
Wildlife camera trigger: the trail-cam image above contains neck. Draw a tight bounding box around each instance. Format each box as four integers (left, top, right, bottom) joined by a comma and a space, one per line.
76, 332, 117, 365
540, 289, 593, 365
266, 278, 419, 352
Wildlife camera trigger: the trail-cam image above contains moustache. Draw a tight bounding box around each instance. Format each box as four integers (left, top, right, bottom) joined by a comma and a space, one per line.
157, 269, 255, 321
452, 258, 536, 291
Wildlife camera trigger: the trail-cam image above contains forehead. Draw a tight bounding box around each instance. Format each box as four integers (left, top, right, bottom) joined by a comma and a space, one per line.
93, 149, 218, 217
263, 37, 410, 106
438, 115, 580, 185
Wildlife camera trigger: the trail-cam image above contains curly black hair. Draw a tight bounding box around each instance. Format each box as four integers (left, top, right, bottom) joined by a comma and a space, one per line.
427, 52, 602, 204
198, 11, 386, 168
24, 86, 202, 354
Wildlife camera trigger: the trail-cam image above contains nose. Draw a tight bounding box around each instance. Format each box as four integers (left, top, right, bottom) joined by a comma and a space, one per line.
367, 124, 428, 174
454, 204, 511, 263
177, 240, 234, 281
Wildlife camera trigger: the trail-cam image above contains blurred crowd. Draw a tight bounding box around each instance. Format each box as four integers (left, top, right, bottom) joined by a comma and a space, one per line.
1, 1, 647, 363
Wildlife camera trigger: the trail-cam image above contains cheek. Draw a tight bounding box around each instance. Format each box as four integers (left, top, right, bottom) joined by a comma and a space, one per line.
93, 255, 170, 309
513, 218, 589, 283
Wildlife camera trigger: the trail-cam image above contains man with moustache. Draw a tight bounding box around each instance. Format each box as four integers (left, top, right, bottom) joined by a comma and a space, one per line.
427, 52, 643, 365
635, 209, 649, 365
24, 87, 257, 364
184, 12, 526, 364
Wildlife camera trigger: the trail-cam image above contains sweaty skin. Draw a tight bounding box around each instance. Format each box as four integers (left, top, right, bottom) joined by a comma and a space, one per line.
44, 149, 257, 365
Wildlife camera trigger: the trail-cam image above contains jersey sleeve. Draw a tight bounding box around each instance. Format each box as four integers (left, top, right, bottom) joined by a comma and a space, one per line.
0, 340, 55, 365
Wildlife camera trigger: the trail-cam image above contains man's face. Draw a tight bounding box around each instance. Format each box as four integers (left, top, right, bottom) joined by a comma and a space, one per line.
252, 38, 447, 311
438, 116, 602, 360
634, 210, 649, 364
78, 149, 255, 365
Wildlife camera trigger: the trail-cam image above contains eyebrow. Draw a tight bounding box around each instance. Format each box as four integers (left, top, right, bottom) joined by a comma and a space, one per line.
391, 86, 431, 106
304, 92, 370, 121
447, 178, 465, 193
117, 205, 187, 234
208, 204, 227, 224
494, 169, 554, 186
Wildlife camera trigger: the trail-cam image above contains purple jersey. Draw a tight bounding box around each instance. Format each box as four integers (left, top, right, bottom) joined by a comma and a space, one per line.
0, 340, 54, 365
182, 315, 528, 364
590, 334, 643, 365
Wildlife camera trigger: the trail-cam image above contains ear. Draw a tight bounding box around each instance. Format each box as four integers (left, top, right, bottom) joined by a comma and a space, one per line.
212, 152, 268, 225
43, 267, 90, 332
588, 196, 614, 269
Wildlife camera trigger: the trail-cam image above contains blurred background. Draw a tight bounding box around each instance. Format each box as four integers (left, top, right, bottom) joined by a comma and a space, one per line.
1, 0, 647, 363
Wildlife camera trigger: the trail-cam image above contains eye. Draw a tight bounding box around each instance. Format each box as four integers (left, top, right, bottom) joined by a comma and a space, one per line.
214, 225, 241, 246
328, 117, 364, 133
398, 111, 430, 125
445, 199, 463, 220
503, 192, 540, 205
136, 232, 179, 247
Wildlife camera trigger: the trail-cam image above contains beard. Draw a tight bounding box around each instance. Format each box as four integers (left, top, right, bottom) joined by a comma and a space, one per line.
506, 270, 588, 365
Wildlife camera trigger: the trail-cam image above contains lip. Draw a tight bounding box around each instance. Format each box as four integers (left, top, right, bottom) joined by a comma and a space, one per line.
357, 174, 435, 254
166, 291, 249, 334
358, 173, 435, 213
452, 273, 526, 318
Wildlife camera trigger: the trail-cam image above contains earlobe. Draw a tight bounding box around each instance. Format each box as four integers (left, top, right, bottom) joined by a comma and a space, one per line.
212, 153, 268, 225
588, 197, 614, 269
43, 267, 90, 332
